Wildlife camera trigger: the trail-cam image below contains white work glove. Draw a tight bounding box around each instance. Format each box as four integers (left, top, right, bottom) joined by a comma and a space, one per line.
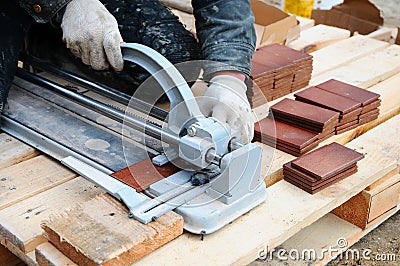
61, 0, 124, 71
199, 75, 254, 143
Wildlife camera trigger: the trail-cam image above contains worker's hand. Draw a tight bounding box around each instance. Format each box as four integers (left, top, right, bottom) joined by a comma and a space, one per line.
199, 75, 254, 143
61, 0, 124, 71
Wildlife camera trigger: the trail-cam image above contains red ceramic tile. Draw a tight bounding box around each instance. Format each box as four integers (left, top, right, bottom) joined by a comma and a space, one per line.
291, 142, 364, 180
316, 79, 380, 106
271, 98, 340, 128
284, 162, 357, 186
283, 166, 358, 194
111, 159, 179, 192
295, 87, 362, 114
255, 118, 320, 149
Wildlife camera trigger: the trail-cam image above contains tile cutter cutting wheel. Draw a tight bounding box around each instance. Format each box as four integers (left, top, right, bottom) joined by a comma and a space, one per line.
14, 43, 267, 234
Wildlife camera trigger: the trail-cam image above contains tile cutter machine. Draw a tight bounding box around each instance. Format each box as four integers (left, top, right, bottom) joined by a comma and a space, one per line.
2, 43, 267, 234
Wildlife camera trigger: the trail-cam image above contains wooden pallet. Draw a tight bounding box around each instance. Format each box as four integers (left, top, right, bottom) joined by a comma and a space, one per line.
1, 23, 400, 265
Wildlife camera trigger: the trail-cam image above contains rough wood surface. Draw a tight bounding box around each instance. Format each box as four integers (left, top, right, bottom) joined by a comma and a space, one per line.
0, 177, 103, 254
0, 133, 39, 170
368, 175, 400, 221
311, 44, 400, 88
0, 155, 77, 211
139, 115, 400, 265
264, 206, 399, 266
310, 35, 388, 78
42, 194, 183, 266
35, 243, 77, 266
288, 24, 350, 52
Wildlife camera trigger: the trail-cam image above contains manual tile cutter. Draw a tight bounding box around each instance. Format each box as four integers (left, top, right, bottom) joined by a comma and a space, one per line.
1, 43, 267, 234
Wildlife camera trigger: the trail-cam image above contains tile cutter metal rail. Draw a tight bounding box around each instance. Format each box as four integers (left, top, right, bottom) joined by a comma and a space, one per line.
1, 43, 267, 234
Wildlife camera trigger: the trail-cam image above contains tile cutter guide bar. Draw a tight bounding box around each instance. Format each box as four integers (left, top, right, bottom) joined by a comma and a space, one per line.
1, 43, 267, 234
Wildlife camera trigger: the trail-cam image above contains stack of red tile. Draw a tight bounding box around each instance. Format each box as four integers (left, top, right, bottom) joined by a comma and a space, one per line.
294, 80, 381, 134
270, 98, 339, 140
249, 44, 313, 107
283, 142, 364, 194
316, 80, 381, 129
254, 118, 320, 156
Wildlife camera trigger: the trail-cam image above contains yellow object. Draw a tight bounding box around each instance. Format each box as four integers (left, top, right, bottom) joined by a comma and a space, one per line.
284, 0, 315, 18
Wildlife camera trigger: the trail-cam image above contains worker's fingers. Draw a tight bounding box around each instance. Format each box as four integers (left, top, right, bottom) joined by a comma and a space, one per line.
80, 41, 91, 66
89, 37, 109, 70
103, 31, 124, 71
198, 98, 213, 117
211, 103, 228, 123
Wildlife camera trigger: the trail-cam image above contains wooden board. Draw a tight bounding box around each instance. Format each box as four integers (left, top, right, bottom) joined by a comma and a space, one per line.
0, 155, 77, 211
41, 194, 183, 266
0, 177, 103, 254
264, 206, 399, 266
0, 133, 39, 170
331, 172, 400, 229
310, 35, 389, 78
138, 114, 400, 265
35, 243, 77, 266
311, 44, 400, 88
288, 24, 350, 52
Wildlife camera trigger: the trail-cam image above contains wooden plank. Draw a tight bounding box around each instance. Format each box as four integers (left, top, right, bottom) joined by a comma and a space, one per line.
264, 205, 400, 266
264, 71, 400, 187
35, 243, 77, 266
41, 194, 183, 266
0, 155, 77, 211
331, 173, 400, 229
139, 114, 400, 265
366, 27, 395, 42
310, 35, 389, 78
262, 213, 362, 266
288, 24, 350, 53
368, 175, 400, 221
311, 44, 400, 88
296, 16, 315, 31
0, 133, 39, 170
0, 177, 103, 254
0, 244, 24, 266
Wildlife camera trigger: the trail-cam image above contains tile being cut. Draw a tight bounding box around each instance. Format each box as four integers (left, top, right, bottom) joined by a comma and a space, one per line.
111, 159, 179, 192
294, 87, 361, 114
291, 142, 364, 180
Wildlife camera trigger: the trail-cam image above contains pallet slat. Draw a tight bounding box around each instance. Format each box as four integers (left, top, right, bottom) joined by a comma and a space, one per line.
0, 155, 77, 211
0, 177, 103, 254
0, 133, 39, 170
41, 194, 183, 266
138, 115, 400, 265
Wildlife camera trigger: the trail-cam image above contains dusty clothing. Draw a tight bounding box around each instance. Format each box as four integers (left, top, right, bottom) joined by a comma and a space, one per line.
18, 0, 72, 23
1, 0, 256, 105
